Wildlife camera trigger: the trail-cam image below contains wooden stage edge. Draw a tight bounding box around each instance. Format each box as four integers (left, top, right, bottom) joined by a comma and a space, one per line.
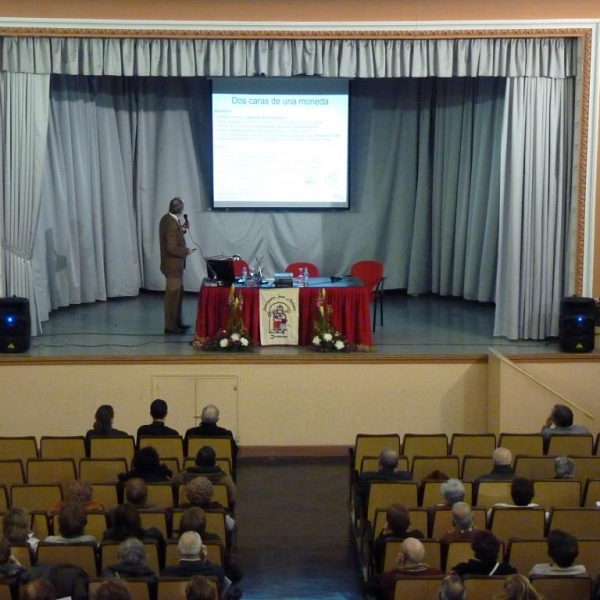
2, 352, 600, 366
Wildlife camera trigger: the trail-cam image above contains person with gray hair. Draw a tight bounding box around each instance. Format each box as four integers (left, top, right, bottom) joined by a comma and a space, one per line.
438, 574, 465, 600
185, 404, 238, 467
379, 538, 443, 600
440, 479, 466, 506
161, 531, 227, 590
474, 447, 516, 496
554, 456, 575, 479
159, 196, 195, 334
356, 447, 412, 507
441, 502, 481, 547
101, 537, 157, 578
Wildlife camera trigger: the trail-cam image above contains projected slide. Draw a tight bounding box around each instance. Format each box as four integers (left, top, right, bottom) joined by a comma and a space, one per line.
211, 78, 350, 210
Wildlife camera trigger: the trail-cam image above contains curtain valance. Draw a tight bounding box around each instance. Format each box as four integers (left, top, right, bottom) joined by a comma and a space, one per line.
0, 36, 577, 78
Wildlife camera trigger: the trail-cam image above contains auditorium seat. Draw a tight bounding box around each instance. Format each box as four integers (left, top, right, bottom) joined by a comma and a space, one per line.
171, 509, 227, 547
89, 436, 136, 467
139, 508, 170, 538
461, 455, 494, 481
498, 433, 544, 460
100, 539, 160, 574
39, 436, 87, 462
369, 507, 429, 544
450, 433, 497, 462
571, 456, 600, 484
411, 455, 459, 485
91, 483, 119, 507
583, 478, 600, 507
26, 458, 77, 484
393, 576, 444, 600
11, 483, 62, 512
350, 259, 385, 331
186, 436, 236, 469
183, 456, 232, 476
576, 539, 600, 579
421, 480, 472, 508
474, 481, 513, 508
0, 460, 25, 487
359, 455, 410, 475
146, 482, 175, 508
9, 542, 33, 568
488, 507, 546, 542
51, 510, 107, 541
37, 541, 99, 576
533, 479, 581, 508
164, 538, 224, 568
463, 575, 508, 598
0, 437, 38, 461
366, 481, 419, 526
547, 507, 600, 538
157, 576, 219, 600
89, 577, 151, 600
402, 434, 449, 462
546, 434, 594, 456
138, 436, 184, 466
79, 458, 128, 483
285, 262, 319, 277
529, 574, 593, 600
513, 455, 556, 480
430, 506, 486, 540
506, 538, 547, 575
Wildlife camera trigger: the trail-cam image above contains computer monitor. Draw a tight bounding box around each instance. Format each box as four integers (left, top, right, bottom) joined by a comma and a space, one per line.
206, 258, 235, 282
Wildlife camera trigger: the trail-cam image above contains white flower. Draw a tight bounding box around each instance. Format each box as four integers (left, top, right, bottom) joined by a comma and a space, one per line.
240, 337, 249, 347
334, 340, 345, 350
312, 336, 322, 346
219, 338, 229, 348
323, 333, 333, 342
230, 333, 241, 341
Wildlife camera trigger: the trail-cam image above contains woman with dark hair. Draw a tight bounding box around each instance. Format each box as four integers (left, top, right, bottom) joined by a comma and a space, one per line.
103, 504, 164, 548
118, 446, 172, 483
450, 530, 517, 577
85, 405, 129, 453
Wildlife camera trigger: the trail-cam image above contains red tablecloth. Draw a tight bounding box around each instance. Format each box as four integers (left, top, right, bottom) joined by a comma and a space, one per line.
195, 277, 373, 347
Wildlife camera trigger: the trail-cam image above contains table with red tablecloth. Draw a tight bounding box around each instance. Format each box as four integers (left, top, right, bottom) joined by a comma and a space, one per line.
195, 277, 373, 347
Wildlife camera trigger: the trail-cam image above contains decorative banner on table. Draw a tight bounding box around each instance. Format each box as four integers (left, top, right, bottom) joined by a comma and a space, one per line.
259, 287, 300, 345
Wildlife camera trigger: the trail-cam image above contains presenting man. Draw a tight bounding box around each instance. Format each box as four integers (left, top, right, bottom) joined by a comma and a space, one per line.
159, 197, 195, 334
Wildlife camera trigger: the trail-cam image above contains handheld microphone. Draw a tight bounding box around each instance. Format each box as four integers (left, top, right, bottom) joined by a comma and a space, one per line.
183, 213, 189, 227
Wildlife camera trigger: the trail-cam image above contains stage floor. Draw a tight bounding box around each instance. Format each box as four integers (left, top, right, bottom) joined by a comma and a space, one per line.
22, 289, 564, 358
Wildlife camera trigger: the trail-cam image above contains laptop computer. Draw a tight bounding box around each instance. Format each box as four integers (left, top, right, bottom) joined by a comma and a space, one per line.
206, 258, 236, 282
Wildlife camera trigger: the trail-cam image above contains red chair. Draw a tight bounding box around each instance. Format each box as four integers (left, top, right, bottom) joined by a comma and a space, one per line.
286, 262, 320, 277
350, 260, 385, 331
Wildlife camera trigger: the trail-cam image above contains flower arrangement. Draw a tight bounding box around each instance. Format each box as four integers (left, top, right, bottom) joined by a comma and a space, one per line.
193, 285, 252, 351
311, 288, 355, 352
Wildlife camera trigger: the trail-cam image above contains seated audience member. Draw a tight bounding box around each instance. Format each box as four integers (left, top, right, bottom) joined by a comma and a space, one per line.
450, 530, 516, 578
438, 479, 466, 507
137, 398, 179, 440
0, 536, 26, 583
493, 477, 538, 509
180, 477, 235, 533
541, 404, 590, 445
474, 448, 516, 492
161, 531, 227, 591
173, 445, 237, 505
438, 574, 465, 600
371, 504, 424, 574
22, 579, 55, 600
118, 446, 172, 483
494, 574, 543, 600
186, 575, 217, 600
3, 507, 39, 550
529, 529, 587, 576
85, 404, 129, 452
554, 456, 575, 479
185, 405, 238, 464
103, 504, 164, 547
179, 507, 243, 584
49, 480, 105, 515
101, 537, 157, 579
440, 502, 480, 546
356, 447, 412, 507
378, 538, 443, 600
95, 579, 132, 600
44, 502, 97, 544
124, 477, 156, 509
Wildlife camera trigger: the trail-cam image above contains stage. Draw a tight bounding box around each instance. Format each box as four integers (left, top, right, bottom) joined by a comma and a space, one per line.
20, 289, 563, 358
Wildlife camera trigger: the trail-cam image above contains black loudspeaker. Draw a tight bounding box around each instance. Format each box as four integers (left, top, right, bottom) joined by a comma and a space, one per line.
0, 297, 31, 353
559, 296, 595, 353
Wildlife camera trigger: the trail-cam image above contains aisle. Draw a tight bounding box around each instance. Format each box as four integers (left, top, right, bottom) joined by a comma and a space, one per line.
233, 457, 365, 599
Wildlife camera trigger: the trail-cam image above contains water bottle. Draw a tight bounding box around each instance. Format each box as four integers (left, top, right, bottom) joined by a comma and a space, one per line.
303, 267, 309, 287
298, 268, 305, 287
241, 267, 248, 283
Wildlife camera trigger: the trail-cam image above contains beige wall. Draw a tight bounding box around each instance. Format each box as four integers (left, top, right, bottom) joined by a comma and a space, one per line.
3, 0, 600, 21
1, 354, 598, 454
